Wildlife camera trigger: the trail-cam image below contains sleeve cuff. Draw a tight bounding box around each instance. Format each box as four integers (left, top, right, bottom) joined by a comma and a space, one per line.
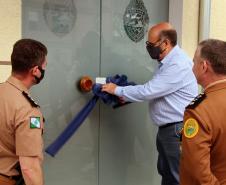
115, 86, 124, 96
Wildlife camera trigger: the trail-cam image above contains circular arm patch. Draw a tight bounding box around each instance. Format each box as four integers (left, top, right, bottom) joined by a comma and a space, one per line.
184, 118, 199, 138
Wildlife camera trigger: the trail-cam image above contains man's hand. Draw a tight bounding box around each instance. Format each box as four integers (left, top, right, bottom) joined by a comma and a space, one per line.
101, 83, 117, 95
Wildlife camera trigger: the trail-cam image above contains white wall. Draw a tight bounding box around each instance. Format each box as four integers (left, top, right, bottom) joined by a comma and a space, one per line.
0, 0, 21, 82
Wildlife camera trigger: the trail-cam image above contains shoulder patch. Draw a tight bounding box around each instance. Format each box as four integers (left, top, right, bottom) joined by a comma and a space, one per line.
186, 92, 206, 109
22, 91, 40, 107
30, 117, 41, 129
184, 118, 199, 138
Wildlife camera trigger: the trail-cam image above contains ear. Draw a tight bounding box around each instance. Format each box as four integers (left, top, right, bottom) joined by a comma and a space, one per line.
202, 60, 209, 72
163, 38, 169, 44
30, 65, 39, 76
162, 39, 170, 49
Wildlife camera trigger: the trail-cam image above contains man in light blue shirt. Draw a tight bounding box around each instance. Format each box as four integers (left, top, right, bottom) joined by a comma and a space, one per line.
102, 22, 198, 185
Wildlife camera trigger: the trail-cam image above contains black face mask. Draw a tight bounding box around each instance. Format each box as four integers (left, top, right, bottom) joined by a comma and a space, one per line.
146, 41, 165, 60
35, 66, 45, 84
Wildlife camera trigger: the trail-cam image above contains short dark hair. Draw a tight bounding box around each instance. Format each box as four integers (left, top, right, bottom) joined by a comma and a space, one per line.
11, 39, 48, 73
199, 39, 226, 75
160, 29, 177, 47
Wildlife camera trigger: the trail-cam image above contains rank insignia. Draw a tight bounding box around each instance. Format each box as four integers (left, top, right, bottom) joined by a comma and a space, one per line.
123, 0, 149, 42
186, 92, 206, 109
184, 118, 199, 138
22, 91, 40, 107
30, 117, 41, 129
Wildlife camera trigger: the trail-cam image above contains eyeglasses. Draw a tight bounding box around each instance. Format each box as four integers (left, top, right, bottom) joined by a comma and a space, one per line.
146, 39, 163, 47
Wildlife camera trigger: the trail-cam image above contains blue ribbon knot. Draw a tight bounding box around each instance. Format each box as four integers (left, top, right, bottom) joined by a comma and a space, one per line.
45, 74, 135, 157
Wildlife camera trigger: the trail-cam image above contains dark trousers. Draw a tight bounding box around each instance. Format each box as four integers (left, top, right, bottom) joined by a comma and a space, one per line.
156, 122, 182, 185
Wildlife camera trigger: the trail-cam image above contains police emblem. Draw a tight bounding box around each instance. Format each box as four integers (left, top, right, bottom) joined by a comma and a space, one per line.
123, 0, 149, 42
43, 0, 76, 37
184, 118, 199, 138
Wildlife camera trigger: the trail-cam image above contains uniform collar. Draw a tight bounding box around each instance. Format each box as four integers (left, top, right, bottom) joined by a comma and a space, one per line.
204, 79, 226, 94
6, 76, 29, 93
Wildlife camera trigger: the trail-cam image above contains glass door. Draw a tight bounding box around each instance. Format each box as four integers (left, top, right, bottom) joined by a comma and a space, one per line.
99, 0, 168, 185
22, 0, 100, 184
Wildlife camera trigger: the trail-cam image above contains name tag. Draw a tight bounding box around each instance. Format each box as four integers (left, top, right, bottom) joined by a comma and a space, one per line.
95, 77, 106, 84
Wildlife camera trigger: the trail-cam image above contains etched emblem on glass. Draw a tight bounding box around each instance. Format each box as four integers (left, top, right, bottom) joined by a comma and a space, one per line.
123, 0, 149, 42
43, 0, 76, 37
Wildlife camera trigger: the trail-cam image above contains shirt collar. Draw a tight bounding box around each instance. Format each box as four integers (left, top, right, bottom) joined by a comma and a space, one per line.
6, 76, 29, 93
160, 45, 180, 66
204, 78, 226, 92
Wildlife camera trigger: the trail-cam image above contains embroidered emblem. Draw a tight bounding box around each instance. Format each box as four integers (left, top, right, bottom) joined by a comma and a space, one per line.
184, 118, 199, 138
43, 0, 76, 37
123, 0, 149, 42
22, 91, 40, 107
186, 92, 206, 109
30, 117, 41, 129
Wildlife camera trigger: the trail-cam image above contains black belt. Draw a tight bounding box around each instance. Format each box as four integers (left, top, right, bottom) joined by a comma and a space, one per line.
159, 121, 183, 129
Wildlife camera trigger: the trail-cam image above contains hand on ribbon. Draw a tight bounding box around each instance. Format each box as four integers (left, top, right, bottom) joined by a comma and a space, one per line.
101, 83, 117, 95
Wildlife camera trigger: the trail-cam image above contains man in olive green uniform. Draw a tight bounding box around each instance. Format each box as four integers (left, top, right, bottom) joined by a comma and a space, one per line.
0, 39, 47, 185
180, 39, 226, 185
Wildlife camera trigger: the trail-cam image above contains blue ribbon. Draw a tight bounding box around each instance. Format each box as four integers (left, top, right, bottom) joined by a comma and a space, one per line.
92, 74, 135, 106
45, 96, 99, 157
45, 75, 135, 157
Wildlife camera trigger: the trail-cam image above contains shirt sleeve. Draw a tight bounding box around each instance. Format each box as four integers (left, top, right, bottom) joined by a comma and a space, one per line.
15, 107, 44, 160
115, 63, 186, 102
180, 110, 220, 185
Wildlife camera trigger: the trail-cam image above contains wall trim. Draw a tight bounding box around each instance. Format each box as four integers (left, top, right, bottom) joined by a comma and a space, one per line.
0, 61, 11, 65
199, 0, 211, 41
169, 0, 183, 46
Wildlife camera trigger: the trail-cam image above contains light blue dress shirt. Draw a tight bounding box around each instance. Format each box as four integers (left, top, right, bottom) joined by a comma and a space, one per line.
115, 45, 198, 126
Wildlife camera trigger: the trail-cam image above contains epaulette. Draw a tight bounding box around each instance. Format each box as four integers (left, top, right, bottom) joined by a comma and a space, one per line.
186, 92, 206, 109
22, 91, 40, 107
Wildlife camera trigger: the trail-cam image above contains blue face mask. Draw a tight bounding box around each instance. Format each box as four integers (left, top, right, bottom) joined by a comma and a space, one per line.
35, 66, 45, 84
